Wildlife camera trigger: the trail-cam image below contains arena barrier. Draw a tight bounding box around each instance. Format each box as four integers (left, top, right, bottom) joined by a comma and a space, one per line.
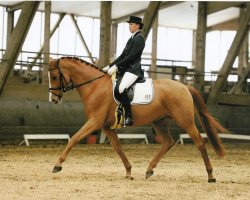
179, 133, 250, 144
19, 134, 70, 146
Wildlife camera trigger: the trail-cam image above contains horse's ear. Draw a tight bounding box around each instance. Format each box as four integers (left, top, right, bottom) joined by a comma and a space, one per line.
49, 57, 54, 65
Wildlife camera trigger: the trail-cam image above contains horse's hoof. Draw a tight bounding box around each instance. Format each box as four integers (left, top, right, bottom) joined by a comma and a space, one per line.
208, 178, 216, 183
146, 170, 154, 179
125, 175, 134, 180
52, 166, 62, 173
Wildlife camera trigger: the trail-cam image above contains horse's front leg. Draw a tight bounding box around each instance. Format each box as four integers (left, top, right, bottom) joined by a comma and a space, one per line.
52, 119, 99, 173
103, 128, 133, 180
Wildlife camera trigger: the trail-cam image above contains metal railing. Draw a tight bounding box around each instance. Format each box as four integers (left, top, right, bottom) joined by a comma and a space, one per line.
1, 49, 249, 94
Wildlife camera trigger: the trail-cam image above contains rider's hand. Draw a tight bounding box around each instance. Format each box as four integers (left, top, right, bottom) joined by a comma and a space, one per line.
103, 65, 110, 72
107, 65, 117, 75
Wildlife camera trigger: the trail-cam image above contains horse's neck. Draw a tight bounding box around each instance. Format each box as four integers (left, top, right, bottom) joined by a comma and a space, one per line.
66, 61, 103, 84
65, 61, 110, 103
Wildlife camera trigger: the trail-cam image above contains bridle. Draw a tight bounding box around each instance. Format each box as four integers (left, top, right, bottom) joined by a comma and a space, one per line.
48, 59, 106, 98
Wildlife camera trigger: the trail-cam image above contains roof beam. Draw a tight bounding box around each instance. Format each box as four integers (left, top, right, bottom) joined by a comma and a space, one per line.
207, 18, 239, 32
142, 1, 161, 40
206, 1, 246, 15
6, 2, 23, 12
0, 1, 39, 95
207, 4, 250, 105
113, 1, 181, 24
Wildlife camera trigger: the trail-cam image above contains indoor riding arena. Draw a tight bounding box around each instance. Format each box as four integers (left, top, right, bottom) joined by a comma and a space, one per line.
0, 1, 249, 200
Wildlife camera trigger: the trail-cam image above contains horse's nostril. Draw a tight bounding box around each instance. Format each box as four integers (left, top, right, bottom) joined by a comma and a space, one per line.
52, 99, 58, 104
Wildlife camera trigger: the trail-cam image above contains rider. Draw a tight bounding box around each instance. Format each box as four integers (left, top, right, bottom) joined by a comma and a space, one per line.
103, 16, 145, 126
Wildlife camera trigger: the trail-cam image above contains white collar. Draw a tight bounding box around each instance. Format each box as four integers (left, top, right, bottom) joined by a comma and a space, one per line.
131, 31, 140, 38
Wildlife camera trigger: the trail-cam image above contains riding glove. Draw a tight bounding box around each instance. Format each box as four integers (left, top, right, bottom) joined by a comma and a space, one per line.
103, 65, 110, 72
107, 65, 117, 75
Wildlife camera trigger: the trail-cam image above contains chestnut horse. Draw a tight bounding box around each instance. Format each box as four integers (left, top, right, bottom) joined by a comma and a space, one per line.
48, 57, 227, 182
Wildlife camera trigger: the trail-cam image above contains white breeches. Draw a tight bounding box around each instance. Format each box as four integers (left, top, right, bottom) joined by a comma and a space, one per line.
119, 72, 139, 94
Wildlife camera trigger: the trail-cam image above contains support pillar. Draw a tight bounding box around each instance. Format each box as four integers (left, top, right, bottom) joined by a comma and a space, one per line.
238, 8, 249, 81
110, 23, 118, 63
42, 1, 51, 85
141, 1, 161, 40
194, 2, 207, 93
99, 1, 111, 67
230, 63, 250, 95
6, 10, 14, 47
230, 28, 249, 95
0, 2, 39, 95
150, 12, 158, 80
192, 30, 196, 68
207, 4, 250, 104
6, 10, 14, 77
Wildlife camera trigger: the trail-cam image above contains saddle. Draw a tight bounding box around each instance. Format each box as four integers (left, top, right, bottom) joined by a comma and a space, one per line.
113, 77, 154, 105
110, 73, 154, 129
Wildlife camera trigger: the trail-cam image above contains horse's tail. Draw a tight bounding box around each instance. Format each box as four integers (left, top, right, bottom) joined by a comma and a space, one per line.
187, 86, 227, 157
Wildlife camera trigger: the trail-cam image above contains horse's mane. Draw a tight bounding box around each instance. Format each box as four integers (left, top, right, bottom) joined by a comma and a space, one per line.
61, 56, 107, 74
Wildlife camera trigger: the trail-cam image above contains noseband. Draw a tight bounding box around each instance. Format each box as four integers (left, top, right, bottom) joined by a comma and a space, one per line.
48, 59, 106, 97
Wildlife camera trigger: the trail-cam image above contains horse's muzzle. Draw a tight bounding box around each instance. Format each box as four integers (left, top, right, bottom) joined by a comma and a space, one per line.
50, 93, 62, 104
52, 98, 60, 104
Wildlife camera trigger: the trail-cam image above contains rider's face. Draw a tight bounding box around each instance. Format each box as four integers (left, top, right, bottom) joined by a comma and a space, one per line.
129, 23, 140, 33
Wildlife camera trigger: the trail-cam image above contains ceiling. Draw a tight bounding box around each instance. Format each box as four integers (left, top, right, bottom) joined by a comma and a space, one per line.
0, 1, 242, 30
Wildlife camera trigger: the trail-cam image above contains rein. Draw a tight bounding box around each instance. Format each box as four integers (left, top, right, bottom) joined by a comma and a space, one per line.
60, 74, 106, 92
49, 59, 106, 95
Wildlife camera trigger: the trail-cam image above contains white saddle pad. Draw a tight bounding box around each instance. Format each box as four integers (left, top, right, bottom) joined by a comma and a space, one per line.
113, 78, 154, 105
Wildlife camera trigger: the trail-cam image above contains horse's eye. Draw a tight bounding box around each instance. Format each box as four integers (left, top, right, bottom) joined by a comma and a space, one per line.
52, 76, 57, 81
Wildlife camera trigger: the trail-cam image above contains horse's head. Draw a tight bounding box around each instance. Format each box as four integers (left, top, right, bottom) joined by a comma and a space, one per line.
48, 56, 107, 104
48, 57, 70, 104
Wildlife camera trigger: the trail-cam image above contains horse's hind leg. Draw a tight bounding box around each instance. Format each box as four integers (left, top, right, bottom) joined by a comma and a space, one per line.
103, 128, 133, 180
146, 118, 174, 179
186, 124, 216, 183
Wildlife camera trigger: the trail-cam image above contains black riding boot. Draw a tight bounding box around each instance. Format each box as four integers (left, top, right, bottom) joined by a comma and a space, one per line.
119, 90, 133, 126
